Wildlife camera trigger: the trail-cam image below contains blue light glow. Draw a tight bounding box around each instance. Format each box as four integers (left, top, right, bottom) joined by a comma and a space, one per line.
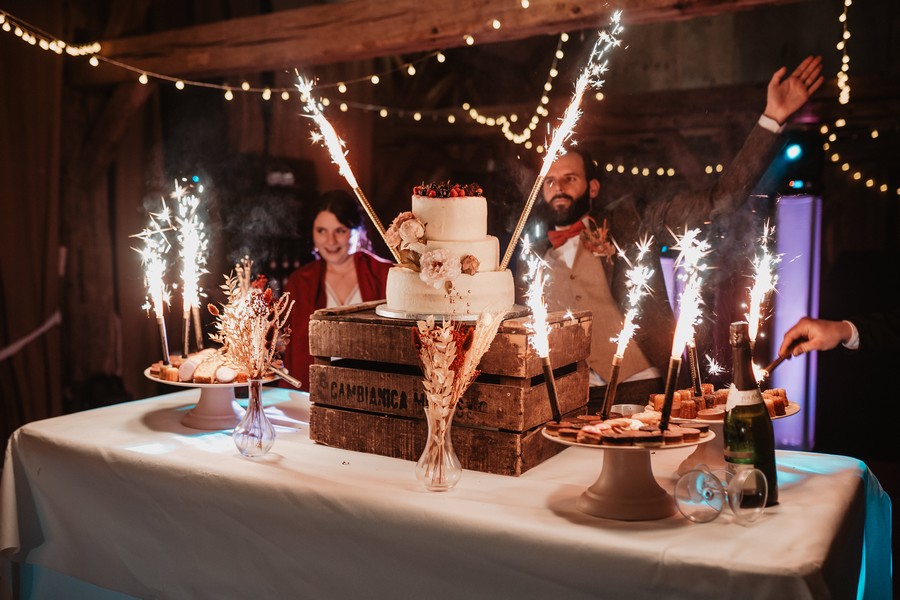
789, 180, 804, 189
785, 144, 802, 161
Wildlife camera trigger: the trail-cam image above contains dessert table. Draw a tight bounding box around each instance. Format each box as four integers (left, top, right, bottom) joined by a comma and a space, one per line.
0, 387, 892, 600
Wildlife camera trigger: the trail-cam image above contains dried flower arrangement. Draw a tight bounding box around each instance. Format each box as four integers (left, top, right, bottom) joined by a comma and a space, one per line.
384, 182, 483, 292
207, 257, 294, 379
413, 311, 505, 429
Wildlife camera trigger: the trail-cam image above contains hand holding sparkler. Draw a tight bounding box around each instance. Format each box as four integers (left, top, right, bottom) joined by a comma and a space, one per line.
762, 336, 807, 378
500, 11, 624, 270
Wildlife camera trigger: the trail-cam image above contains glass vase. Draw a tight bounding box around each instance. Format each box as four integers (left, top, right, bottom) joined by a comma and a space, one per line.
416, 403, 462, 491
232, 379, 276, 457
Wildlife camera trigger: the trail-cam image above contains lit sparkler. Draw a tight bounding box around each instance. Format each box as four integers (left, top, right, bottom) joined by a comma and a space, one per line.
132, 200, 174, 365
660, 227, 710, 430
520, 236, 561, 422
600, 236, 654, 418
174, 181, 209, 357
745, 221, 781, 346
295, 75, 401, 263
500, 11, 624, 270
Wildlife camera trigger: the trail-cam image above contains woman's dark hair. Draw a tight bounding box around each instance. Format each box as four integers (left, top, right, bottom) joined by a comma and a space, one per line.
315, 189, 364, 230
313, 189, 372, 252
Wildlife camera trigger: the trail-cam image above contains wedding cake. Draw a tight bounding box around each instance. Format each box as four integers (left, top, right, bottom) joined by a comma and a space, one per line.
377, 182, 515, 318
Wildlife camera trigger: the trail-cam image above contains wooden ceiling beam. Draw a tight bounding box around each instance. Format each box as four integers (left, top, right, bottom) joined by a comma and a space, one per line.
71, 0, 807, 86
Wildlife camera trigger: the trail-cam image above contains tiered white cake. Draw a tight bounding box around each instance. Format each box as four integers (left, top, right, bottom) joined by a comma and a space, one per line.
378, 182, 515, 318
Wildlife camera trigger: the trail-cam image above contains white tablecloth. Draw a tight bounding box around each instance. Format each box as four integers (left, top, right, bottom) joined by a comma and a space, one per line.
1, 388, 892, 600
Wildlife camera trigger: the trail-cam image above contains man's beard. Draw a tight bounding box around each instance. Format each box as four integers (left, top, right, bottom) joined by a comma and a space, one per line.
545, 188, 591, 227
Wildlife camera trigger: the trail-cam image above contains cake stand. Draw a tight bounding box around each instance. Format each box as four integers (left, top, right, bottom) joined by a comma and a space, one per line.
543, 429, 714, 521
674, 402, 800, 476
143, 368, 277, 430
374, 304, 529, 322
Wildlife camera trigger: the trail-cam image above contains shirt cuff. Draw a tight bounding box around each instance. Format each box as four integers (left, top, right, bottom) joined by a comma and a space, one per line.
758, 114, 785, 134
842, 320, 860, 350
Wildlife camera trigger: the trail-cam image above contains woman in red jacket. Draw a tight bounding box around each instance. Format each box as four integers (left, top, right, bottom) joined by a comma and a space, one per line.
281, 190, 392, 391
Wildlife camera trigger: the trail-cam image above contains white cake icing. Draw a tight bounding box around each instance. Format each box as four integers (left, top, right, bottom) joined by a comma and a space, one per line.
385, 268, 514, 316
380, 186, 515, 318
412, 196, 487, 240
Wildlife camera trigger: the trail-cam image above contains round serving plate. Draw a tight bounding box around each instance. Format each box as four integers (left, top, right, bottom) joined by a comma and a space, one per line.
674, 401, 800, 476
542, 427, 714, 521
144, 367, 277, 430
374, 303, 529, 322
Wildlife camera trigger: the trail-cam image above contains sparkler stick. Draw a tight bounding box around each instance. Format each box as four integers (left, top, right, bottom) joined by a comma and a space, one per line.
600, 355, 622, 420
687, 338, 703, 397
192, 306, 203, 351
600, 236, 654, 418
659, 356, 682, 431
660, 228, 710, 431
499, 11, 623, 270
132, 200, 173, 365
761, 336, 805, 379
295, 76, 401, 263
521, 236, 561, 422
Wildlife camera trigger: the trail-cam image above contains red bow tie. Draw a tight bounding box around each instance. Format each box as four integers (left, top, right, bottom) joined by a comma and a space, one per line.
547, 221, 586, 249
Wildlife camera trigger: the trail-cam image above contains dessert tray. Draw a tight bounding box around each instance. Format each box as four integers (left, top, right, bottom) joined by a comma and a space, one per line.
674, 402, 800, 476
543, 427, 715, 521
144, 368, 277, 430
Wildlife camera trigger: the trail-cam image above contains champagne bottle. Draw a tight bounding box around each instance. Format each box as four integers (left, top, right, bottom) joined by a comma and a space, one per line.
723, 321, 779, 506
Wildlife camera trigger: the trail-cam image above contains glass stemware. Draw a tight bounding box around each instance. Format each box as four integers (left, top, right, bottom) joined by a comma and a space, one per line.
674, 463, 768, 524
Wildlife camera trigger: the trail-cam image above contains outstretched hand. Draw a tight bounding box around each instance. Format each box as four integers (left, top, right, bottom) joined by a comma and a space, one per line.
764, 55, 823, 125
778, 317, 851, 358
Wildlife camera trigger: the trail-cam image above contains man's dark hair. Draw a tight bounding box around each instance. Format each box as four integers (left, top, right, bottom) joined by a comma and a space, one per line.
562, 146, 599, 183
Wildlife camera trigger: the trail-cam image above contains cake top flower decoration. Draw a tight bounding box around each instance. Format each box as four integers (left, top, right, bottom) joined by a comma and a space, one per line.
384, 182, 483, 291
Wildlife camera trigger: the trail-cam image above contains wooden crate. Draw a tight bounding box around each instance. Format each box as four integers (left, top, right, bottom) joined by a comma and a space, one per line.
307, 302, 592, 476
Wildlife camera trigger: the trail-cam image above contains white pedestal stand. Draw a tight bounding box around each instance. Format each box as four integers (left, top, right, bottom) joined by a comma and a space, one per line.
544, 429, 715, 521
181, 387, 242, 430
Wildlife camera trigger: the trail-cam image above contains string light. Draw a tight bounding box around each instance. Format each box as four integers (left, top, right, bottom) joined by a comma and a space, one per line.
3, 6, 891, 189
817, 1, 898, 195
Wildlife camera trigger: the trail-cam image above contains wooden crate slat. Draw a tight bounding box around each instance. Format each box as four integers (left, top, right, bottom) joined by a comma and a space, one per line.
308, 406, 573, 476
310, 361, 588, 431
309, 307, 591, 378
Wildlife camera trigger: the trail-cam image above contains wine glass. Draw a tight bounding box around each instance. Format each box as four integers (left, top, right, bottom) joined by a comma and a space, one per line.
674, 464, 768, 524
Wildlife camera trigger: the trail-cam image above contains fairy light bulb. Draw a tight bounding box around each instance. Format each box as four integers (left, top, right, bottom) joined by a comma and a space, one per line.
175, 80, 185, 90
89, 56, 99, 67
139, 73, 149, 84
262, 88, 271, 100
281, 91, 290, 100
241, 81, 250, 91
407, 65, 416, 76
224, 89, 234, 101
338, 82, 347, 93
370, 75, 379, 84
